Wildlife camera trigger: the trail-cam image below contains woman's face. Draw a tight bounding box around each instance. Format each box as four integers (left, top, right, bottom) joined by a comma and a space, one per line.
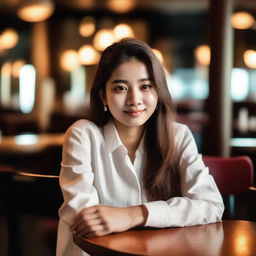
103, 58, 158, 130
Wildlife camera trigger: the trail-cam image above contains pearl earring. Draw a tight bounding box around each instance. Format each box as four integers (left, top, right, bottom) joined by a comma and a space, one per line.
104, 105, 108, 112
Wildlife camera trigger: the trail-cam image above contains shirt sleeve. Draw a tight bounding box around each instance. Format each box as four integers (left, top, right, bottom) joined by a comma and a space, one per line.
143, 124, 224, 228
58, 120, 100, 225
57, 121, 100, 256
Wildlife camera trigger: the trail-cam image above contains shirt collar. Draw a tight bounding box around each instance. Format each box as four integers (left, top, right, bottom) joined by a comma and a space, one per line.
103, 120, 145, 154
103, 120, 124, 153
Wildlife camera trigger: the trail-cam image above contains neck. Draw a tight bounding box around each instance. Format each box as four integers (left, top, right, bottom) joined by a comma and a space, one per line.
114, 121, 144, 161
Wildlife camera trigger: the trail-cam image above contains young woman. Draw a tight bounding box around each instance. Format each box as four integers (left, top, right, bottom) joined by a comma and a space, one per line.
56, 38, 224, 255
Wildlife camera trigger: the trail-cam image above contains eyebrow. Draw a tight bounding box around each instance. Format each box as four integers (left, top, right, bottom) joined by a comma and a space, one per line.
111, 78, 151, 84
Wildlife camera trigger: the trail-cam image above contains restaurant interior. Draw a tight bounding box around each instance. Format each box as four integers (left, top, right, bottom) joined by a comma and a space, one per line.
0, 0, 256, 255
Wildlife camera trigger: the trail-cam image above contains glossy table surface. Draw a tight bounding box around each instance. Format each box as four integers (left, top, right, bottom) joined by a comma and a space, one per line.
74, 220, 256, 256
0, 133, 64, 153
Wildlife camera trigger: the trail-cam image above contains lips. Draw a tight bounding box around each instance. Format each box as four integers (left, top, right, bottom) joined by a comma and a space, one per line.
124, 109, 145, 117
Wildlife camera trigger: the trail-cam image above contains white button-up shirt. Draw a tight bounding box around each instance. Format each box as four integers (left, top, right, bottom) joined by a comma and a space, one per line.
56, 119, 224, 256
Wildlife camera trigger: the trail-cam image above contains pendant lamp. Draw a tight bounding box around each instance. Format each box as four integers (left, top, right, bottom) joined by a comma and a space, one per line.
17, 0, 54, 22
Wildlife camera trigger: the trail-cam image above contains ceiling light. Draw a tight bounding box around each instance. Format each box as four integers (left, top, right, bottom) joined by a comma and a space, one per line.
194, 45, 211, 66
243, 50, 256, 69
231, 12, 254, 30
78, 45, 100, 65
107, 0, 135, 13
0, 28, 19, 49
17, 0, 54, 22
79, 16, 96, 37
113, 23, 134, 40
93, 29, 115, 51
60, 50, 79, 71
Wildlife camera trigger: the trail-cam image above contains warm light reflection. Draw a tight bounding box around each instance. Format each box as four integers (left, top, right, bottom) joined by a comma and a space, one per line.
194, 45, 211, 66
107, 0, 135, 13
79, 16, 96, 37
0, 28, 19, 49
12, 59, 26, 78
152, 48, 164, 64
113, 23, 134, 40
17, 0, 54, 22
231, 12, 255, 30
234, 232, 251, 256
78, 45, 100, 65
60, 50, 79, 71
243, 50, 256, 69
93, 29, 115, 51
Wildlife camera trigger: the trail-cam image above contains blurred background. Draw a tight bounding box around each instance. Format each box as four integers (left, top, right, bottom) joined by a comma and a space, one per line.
0, 0, 256, 145
1, 0, 256, 255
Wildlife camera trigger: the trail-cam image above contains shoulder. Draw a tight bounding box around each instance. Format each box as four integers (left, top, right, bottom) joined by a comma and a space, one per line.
172, 122, 195, 148
67, 119, 100, 132
172, 122, 192, 138
64, 119, 103, 143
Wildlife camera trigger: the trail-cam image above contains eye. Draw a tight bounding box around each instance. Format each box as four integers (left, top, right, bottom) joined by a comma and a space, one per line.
141, 84, 152, 90
113, 85, 128, 92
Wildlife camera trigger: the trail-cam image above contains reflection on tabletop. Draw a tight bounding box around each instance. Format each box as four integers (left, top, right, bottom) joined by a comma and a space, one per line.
224, 221, 256, 256
0, 133, 65, 153
101, 223, 223, 256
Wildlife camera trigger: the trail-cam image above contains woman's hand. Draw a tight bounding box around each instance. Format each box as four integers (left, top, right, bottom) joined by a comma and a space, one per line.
70, 205, 148, 238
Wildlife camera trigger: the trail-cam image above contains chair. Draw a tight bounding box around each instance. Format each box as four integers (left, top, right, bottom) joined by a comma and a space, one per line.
203, 155, 254, 219
0, 168, 62, 256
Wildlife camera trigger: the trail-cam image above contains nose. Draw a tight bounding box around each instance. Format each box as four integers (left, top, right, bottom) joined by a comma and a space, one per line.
126, 87, 142, 106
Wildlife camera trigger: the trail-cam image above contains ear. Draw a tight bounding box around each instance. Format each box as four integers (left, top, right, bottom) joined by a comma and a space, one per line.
99, 90, 107, 105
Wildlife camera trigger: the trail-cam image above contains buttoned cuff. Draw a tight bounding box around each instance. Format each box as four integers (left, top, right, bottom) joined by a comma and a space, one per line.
143, 201, 170, 228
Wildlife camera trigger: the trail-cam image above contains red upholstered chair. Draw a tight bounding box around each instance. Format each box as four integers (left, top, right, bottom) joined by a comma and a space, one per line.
203, 155, 254, 219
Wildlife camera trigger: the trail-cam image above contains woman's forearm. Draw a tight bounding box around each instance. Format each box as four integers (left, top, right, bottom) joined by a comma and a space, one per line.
128, 205, 148, 228
70, 204, 149, 237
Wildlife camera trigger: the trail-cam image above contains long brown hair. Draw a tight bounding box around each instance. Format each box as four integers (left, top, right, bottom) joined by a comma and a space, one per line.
89, 38, 180, 201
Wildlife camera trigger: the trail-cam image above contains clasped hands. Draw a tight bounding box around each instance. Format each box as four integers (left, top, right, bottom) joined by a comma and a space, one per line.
70, 205, 148, 238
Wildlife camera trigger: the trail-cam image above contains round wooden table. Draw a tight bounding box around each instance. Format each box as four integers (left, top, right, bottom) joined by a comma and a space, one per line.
74, 220, 256, 256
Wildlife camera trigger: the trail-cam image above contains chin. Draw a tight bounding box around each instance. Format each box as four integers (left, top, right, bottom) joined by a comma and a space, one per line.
123, 119, 147, 127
